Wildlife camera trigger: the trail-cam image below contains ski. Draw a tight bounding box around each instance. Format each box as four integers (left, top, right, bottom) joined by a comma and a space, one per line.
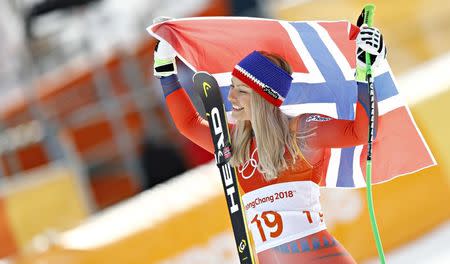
193, 71, 255, 264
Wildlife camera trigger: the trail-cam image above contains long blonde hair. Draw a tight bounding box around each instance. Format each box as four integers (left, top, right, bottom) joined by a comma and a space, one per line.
229, 52, 300, 181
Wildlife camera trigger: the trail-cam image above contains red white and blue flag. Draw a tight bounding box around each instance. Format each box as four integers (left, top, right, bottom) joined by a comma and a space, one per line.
148, 17, 436, 188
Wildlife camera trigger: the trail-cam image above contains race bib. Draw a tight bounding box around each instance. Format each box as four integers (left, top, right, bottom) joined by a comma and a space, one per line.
242, 181, 326, 253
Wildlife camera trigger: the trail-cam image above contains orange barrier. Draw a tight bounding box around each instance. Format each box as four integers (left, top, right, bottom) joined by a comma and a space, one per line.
0, 198, 17, 258
0, 164, 88, 258
90, 172, 138, 209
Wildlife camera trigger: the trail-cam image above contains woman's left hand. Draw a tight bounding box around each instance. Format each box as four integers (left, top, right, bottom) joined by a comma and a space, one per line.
356, 26, 387, 69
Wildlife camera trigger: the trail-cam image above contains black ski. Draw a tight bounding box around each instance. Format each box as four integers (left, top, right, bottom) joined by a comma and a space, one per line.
193, 71, 255, 264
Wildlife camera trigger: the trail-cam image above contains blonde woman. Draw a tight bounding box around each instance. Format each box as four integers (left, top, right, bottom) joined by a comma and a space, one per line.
154, 25, 386, 263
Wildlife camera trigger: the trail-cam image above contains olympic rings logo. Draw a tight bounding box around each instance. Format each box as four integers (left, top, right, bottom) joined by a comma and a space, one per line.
239, 148, 258, 179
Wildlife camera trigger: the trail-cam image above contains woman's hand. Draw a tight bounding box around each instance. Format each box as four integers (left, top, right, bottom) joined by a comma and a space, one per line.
153, 17, 177, 78
356, 26, 387, 69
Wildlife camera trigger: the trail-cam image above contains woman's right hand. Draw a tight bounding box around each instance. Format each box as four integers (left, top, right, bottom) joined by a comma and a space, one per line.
153, 17, 177, 78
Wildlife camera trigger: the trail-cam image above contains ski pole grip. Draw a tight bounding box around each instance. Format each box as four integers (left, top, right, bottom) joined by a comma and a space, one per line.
363, 4, 375, 71
363, 4, 375, 27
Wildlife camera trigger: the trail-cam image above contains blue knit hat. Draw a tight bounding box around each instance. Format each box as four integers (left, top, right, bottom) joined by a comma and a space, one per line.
232, 51, 293, 107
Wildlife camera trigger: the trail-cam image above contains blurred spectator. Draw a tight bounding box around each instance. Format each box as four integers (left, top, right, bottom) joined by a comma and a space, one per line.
231, 0, 264, 17
140, 139, 187, 189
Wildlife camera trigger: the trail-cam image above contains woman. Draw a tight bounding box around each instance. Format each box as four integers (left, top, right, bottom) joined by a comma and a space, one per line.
153, 24, 386, 263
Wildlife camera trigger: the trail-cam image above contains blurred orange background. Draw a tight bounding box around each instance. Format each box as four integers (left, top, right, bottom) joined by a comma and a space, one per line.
0, 0, 448, 263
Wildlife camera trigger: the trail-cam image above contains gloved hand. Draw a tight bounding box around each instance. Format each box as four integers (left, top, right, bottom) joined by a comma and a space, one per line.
153, 17, 177, 78
354, 8, 387, 82
356, 26, 386, 68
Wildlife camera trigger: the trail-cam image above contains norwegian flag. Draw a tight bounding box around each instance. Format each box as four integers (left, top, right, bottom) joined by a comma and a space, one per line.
148, 17, 436, 188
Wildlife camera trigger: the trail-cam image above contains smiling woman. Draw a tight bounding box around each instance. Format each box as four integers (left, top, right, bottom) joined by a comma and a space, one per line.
153, 24, 387, 262
229, 51, 299, 182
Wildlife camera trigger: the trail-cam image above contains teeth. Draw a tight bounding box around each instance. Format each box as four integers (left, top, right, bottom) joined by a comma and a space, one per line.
232, 105, 243, 111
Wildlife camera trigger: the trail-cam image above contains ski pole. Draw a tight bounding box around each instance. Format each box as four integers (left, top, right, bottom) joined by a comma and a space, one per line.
362, 4, 386, 264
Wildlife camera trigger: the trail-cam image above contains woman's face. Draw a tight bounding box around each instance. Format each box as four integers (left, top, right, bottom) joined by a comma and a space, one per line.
228, 77, 253, 121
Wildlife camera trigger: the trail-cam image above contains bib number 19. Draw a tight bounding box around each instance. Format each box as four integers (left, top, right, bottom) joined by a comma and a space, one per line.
250, 211, 283, 242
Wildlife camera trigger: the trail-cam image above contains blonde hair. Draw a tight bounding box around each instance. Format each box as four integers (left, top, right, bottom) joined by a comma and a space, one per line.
229, 52, 300, 181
